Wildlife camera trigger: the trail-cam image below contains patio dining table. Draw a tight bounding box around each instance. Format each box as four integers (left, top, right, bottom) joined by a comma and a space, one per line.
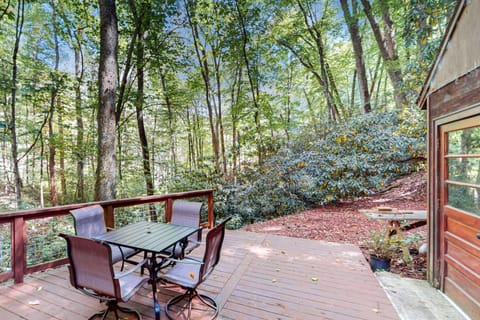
93, 220, 201, 320
359, 208, 427, 235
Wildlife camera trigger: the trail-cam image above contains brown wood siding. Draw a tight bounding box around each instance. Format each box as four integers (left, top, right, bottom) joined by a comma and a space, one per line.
429, 67, 480, 120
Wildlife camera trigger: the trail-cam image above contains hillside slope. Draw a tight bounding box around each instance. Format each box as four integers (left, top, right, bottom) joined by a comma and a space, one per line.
241, 170, 427, 278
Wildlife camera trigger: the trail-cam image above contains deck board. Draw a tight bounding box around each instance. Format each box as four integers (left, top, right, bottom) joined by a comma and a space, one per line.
0, 230, 399, 319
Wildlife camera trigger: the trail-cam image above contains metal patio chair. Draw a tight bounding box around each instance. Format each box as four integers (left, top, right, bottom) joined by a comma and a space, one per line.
159, 217, 230, 320
60, 233, 148, 320
168, 200, 204, 257
70, 205, 140, 269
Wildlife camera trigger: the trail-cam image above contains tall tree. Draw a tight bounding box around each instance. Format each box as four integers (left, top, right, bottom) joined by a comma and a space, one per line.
129, 0, 154, 198
360, 0, 407, 108
159, 68, 177, 169
95, 0, 118, 201
234, 0, 265, 164
74, 28, 86, 202
184, 0, 221, 173
48, 0, 59, 206
340, 0, 371, 113
57, 1, 90, 202
296, 0, 340, 121
9, 0, 25, 206
275, 0, 342, 122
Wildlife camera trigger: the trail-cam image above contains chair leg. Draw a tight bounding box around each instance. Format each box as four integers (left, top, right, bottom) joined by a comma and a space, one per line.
117, 304, 143, 319
165, 289, 218, 320
88, 310, 106, 320
196, 292, 217, 310
141, 251, 148, 275
88, 301, 142, 320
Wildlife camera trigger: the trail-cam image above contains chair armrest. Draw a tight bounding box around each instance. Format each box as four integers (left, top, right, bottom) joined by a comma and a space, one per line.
114, 259, 148, 279
106, 227, 115, 231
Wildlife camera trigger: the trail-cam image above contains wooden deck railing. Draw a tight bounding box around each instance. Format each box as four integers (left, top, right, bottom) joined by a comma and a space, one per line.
0, 189, 215, 284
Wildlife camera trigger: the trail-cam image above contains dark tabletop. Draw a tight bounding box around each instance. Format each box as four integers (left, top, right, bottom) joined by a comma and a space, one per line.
93, 221, 200, 253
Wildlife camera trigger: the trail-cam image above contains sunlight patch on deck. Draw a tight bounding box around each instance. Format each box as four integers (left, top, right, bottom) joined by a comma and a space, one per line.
246, 245, 273, 258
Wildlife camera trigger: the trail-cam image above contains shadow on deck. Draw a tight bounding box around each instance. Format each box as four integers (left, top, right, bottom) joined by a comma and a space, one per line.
0, 230, 399, 320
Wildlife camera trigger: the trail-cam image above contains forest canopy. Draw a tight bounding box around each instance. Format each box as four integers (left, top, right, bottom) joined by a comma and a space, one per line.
0, 0, 454, 222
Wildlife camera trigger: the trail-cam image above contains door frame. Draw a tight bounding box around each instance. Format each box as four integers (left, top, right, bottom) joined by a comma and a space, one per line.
430, 103, 480, 288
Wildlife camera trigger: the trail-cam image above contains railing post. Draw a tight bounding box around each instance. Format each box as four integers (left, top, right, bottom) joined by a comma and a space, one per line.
208, 191, 214, 229
165, 198, 173, 223
103, 205, 115, 229
13, 217, 26, 284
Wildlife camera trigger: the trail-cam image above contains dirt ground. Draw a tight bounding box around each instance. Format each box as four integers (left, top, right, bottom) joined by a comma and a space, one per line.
241, 170, 428, 279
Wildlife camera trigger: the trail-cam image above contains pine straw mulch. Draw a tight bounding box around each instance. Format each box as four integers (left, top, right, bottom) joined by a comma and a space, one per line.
241, 171, 428, 279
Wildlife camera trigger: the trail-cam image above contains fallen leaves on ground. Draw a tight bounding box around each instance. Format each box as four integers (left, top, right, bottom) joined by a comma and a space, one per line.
241, 171, 428, 280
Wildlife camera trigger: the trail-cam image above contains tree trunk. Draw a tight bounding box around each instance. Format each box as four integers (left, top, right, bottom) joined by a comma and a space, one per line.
185, 107, 195, 170
133, 9, 154, 196
133, 6, 157, 222
48, 104, 57, 206
282, 59, 292, 143
212, 46, 227, 176
350, 69, 357, 112
115, 19, 139, 123
340, 0, 371, 113
303, 88, 319, 134
159, 69, 177, 170
74, 28, 85, 202
193, 103, 203, 165
48, 0, 60, 206
279, 38, 335, 121
58, 99, 66, 203
9, 0, 25, 207
360, 0, 407, 108
296, 0, 340, 122
230, 61, 243, 183
95, 0, 118, 201
235, 0, 264, 164
0, 0, 11, 22
185, 0, 220, 173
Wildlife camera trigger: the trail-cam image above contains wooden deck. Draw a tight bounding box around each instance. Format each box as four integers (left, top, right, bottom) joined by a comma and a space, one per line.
0, 230, 399, 319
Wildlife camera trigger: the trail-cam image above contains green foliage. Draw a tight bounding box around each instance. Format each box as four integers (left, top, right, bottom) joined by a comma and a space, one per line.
365, 230, 397, 260
401, 0, 457, 100
366, 226, 417, 266
26, 216, 74, 266
0, 0, 451, 217
213, 110, 426, 225
168, 164, 222, 193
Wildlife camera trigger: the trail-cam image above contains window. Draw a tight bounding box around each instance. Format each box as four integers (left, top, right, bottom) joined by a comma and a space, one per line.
445, 123, 480, 215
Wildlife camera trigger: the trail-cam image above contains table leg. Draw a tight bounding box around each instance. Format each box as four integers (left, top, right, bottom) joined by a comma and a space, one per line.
176, 238, 188, 259
147, 254, 161, 320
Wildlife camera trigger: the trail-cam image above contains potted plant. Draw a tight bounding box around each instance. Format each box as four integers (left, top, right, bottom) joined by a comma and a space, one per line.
365, 227, 406, 272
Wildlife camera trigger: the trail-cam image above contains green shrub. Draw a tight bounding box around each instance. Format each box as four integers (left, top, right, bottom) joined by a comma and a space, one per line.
171, 110, 426, 227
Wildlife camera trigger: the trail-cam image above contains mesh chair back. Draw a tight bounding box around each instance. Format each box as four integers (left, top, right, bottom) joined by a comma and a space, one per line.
61, 234, 117, 298
171, 201, 202, 227
70, 205, 107, 237
199, 218, 228, 281
172, 201, 203, 252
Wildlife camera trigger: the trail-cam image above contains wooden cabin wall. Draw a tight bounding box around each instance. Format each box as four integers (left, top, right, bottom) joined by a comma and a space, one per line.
425, 66, 480, 286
